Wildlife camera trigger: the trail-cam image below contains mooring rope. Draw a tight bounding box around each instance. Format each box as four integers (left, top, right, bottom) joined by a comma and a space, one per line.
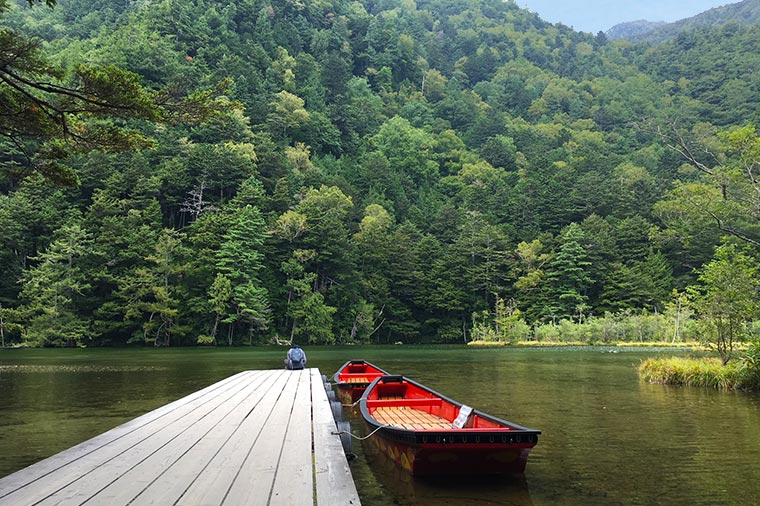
331, 424, 390, 441
341, 398, 362, 408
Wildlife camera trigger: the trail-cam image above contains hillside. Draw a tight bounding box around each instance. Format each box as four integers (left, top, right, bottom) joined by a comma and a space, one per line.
607, 0, 758, 43
1, 0, 759, 347
605, 20, 666, 40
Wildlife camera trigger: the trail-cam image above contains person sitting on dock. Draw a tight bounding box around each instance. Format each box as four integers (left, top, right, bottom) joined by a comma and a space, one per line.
285, 344, 306, 370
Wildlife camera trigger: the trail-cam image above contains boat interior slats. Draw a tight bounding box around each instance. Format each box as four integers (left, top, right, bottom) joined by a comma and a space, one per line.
344, 376, 370, 383
372, 407, 452, 430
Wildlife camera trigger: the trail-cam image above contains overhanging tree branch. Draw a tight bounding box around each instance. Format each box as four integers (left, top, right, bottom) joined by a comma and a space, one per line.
705, 209, 760, 248
1, 19, 238, 185
658, 122, 718, 175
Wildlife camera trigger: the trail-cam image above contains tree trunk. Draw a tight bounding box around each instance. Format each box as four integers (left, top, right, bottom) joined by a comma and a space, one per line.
350, 316, 358, 342
211, 314, 219, 344
672, 298, 681, 343
0, 303, 4, 348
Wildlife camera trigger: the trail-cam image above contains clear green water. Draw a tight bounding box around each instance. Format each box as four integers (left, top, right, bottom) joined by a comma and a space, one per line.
1, 346, 759, 505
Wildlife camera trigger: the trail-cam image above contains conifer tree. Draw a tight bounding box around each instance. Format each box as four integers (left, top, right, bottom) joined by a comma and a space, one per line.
207, 273, 232, 345
19, 222, 91, 346
119, 229, 186, 346
543, 223, 593, 321
215, 205, 270, 344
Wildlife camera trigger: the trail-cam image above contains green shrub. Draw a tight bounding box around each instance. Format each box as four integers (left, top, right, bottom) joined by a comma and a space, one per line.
196, 335, 215, 346
471, 298, 531, 344
528, 310, 698, 344
739, 340, 760, 389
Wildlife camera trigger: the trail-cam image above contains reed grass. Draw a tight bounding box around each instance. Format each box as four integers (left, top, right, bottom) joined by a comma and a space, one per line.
467, 340, 703, 348
612, 341, 705, 349
638, 357, 745, 390
468, 340, 588, 347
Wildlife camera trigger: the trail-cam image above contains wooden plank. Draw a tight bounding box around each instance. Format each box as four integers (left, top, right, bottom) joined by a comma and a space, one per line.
0, 371, 254, 505
267, 368, 314, 506
312, 369, 360, 506
127, 370, 282, 504
394, 409, 425, 430
372, 407, 450, 430
0, 369, 361, 506
174, 370, 293, 505
382, 407, 406, 426
220, 369, 302, 506
84, 370, 278, 505
33, 371, 273, 506
373, 408, 405, 427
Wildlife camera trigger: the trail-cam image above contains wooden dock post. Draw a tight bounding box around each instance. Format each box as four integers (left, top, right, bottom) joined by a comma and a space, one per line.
0, 369, 360, 506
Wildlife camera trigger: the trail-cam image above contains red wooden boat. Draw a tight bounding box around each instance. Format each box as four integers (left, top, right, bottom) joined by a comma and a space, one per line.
332, 360, 390, 404
359, 375, 540, 476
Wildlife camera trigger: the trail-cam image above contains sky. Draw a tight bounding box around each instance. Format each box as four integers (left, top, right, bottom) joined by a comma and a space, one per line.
517, 0, 741, 33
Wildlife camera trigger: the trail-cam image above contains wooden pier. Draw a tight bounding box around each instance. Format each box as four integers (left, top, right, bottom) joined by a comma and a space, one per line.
0, 369, 360, 506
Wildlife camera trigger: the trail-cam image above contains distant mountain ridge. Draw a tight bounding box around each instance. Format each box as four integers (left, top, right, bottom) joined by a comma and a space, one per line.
606, 0, 760, 43
605, 19, 666, 40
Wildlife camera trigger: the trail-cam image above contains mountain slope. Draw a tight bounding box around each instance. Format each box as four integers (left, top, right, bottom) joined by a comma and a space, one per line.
607, 0, 757, 43
1, 0, 759, 346
606, 20, 666, 40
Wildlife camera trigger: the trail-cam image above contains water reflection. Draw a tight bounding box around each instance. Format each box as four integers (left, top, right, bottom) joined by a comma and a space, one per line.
0, 364, 167, 372
1, 346, 759, 505
325, 346, 760, 506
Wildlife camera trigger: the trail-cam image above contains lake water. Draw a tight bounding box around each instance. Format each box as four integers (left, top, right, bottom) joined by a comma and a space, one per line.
1, 346, 759, 505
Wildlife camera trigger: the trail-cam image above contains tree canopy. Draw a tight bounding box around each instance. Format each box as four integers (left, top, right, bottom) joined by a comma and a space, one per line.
2, 0, 760, 347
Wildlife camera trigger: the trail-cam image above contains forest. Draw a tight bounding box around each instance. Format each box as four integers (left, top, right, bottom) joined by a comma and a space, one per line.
2, 0, 760, 350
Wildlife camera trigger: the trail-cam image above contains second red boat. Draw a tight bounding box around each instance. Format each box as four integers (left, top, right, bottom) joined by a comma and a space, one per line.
332, 360, 390, 404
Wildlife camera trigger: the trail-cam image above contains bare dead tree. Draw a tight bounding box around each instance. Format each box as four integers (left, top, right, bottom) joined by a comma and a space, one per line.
180, 177, 216, 223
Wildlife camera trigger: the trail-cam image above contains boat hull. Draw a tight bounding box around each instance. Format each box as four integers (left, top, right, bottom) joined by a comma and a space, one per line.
335, 383, 365, 404
369, 434, 534, 475
360, 375, 540, 476
332, 360, 391, 404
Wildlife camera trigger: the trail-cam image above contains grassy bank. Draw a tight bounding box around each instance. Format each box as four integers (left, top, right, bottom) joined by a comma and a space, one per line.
467, 340, 703, 348
638, 357, 759, 390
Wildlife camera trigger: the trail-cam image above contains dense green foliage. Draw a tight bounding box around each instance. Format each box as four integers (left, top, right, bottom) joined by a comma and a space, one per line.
2, 0, 760, 348
636, 23, 760, 126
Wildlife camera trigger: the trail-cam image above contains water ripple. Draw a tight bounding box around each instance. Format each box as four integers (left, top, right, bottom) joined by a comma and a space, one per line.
0, 364, 168, 373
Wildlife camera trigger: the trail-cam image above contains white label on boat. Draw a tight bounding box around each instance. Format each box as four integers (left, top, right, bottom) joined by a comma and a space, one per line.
452, 405, 473, 428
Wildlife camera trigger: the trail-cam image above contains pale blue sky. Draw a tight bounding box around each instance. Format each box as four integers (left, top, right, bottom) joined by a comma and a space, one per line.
517, 0, 741, 33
